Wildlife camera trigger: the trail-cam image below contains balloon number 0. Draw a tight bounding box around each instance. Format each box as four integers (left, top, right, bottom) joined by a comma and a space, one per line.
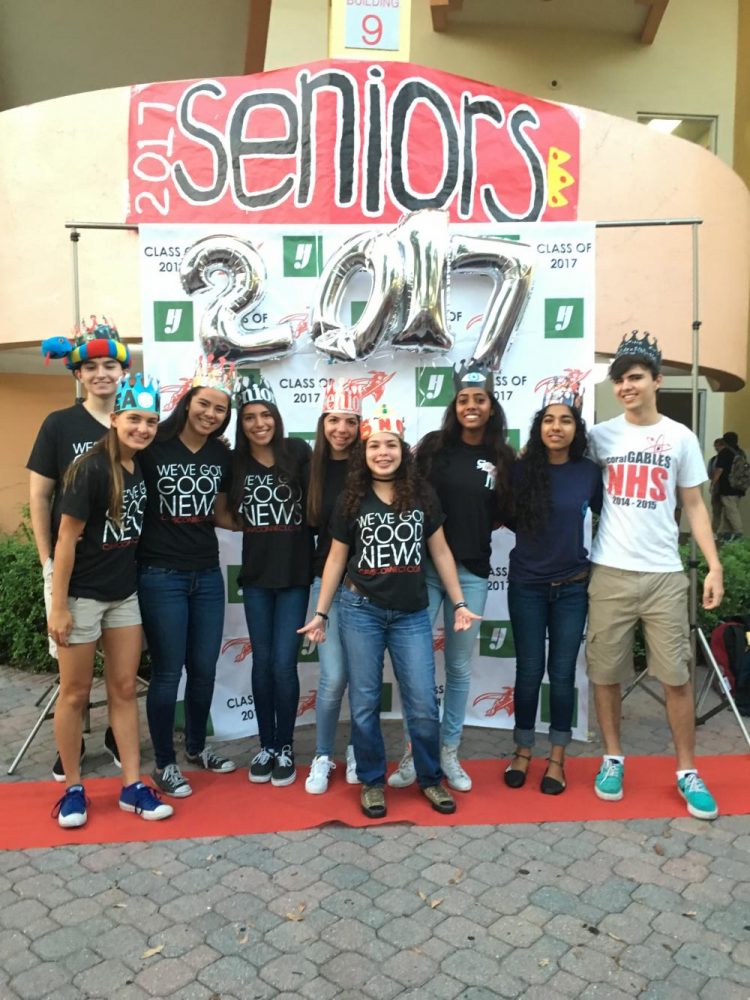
180, 211, 534, 368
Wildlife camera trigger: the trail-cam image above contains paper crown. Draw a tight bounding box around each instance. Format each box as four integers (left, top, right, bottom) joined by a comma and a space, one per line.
453, 360, 494, 396
613, 330, 662, 369
361, 403, 405, 441
41, 316, 131, 371
542, 376, 584, 411
114, 374, 160, 415
322, 379, 362, 417
192, 355, 236, 396
234, 375, 277, 409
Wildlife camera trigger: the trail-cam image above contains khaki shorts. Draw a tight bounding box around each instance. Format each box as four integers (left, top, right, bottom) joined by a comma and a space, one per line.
586, 564, 690, 687
65, 592, 141, 645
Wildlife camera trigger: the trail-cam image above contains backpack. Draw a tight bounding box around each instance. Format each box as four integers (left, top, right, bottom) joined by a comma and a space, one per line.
709, 617, 750, 715
728, 450, 750, 492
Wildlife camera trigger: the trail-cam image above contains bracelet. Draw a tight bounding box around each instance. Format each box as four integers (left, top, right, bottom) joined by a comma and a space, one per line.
315, 610, 329, 622
454, 601, 468, 611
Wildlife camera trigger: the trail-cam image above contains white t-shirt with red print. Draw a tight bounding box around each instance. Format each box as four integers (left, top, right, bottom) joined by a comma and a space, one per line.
588, 414, 707, 573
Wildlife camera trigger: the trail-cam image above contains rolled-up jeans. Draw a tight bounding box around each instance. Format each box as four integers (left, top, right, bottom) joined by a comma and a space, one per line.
339, 588, 442, 788
507, 577, 588, 748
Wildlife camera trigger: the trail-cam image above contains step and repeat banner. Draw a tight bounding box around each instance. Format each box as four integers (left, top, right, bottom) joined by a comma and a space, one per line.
130, 61, 595, 741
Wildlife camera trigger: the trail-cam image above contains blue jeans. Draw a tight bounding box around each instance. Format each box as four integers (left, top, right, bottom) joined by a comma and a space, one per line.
425, 560, 488, 747
310, 577, 349, 757
140, 566, 225, 769
339, 589, 442, 788
242, 585, 309, 752
507, 578, 588, 748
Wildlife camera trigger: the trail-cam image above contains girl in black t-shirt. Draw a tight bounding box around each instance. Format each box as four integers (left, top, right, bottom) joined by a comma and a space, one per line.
49, 375, 173, 829
139, 358, 237, 800
305, 381, 361, 795
227, 376, 313, 788
389, 362, 514, 794
298, 404, 480, 820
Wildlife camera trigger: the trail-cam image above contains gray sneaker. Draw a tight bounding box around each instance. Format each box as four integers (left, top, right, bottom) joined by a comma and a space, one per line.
185, 748, 237, 773
387, 745, 416, 788
152, 763, 193, 798
440, 745, 472, 792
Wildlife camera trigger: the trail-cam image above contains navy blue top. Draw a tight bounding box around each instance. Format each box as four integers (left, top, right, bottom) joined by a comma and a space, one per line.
509, 458, 602, 584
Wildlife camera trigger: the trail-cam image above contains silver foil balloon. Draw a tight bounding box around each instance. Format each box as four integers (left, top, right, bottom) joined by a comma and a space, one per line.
180, 235, 294, 362
310, 230, 405, 362
450, 236, 534, 371
390, 210, 453, 354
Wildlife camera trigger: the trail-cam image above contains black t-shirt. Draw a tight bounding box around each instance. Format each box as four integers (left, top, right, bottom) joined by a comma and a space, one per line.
422, 439, 503, 579
330, 485, 444, 612
311, 457, 350, 578
26, 404, 109, 544
238, 437, 313, 588
715, 446, 745, 497
60, 452, 147, 601
138, 436, 232, 570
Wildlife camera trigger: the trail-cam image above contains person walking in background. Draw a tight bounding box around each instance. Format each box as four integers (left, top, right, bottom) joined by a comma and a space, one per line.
228, 376, 313, 788
706, 438, 725, 536
388, 361, 513, 794
48, 374, 173, 828
504, 393, 602, 795
298, 403, 480, 820
305, 381, 362, 795
586, 331, 723, 821
711, 431, 746, 541
139, 356, 237, 799
28, 318, 126, 781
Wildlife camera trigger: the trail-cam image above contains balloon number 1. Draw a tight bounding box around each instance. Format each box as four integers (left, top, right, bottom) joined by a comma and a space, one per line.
179, 211, 534, 368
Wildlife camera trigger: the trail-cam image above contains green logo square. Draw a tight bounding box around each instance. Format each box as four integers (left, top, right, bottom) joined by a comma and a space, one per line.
506, 428, 521, 451
544, 298, 584, 339
298, 635, 319, 663
289, 430, 316, 442
153, 301, 194, 342
226, 565, 243, 604
540, 683, 579, 727
175, 701, 214, 735
380, 682, 393, 713
479, 621, 515, 658
415, 367, 454, 407
283, 235, 324, 277
351, 300, 367, 324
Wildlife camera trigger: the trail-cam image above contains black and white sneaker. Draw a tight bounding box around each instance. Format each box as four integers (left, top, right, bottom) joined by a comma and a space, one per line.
185, 747, 237, 773
152, 763, 193, 798
104, 726, 121, 768
248, 747, 276, 783
271, 745, 296, 787
52, 739, 86, 783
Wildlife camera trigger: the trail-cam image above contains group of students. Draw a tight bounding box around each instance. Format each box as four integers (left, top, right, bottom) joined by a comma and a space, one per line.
29, 319, 724, 828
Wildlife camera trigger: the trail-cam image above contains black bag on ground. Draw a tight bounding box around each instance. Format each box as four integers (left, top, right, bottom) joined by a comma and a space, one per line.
709, 616, 750, 715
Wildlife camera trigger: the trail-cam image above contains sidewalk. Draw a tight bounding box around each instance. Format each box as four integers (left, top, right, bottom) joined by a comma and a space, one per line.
2, 662, 750, 1000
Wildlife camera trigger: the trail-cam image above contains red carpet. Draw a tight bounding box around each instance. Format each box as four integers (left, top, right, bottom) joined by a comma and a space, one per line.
1, 755, 747, 851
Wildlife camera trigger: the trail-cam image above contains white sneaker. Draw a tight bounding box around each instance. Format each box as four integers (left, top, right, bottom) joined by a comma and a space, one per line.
387, 745, 416, 788
441, 745, 472, 792
345, 745, 360, 785
305, 755, 335, 794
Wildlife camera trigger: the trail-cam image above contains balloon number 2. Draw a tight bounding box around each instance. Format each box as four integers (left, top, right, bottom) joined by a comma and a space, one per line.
180, 211, 534, 368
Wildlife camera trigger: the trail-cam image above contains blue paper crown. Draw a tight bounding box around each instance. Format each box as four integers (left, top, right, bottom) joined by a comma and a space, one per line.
234, 375, 277, 409
613, 330, 662, 369
114, 374, 161, 415
453, 360, 495, 396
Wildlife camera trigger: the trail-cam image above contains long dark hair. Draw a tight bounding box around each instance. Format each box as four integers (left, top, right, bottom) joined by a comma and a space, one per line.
63, 427, 126, 528
156, 387, 232, 442
307, 412, 359, 527
515, 404, 588, 533
228, 400, 301, 512
416, 392, 514, 511
342, 438, 434, 519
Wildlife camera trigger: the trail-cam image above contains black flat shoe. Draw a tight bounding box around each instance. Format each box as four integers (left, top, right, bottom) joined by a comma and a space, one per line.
504, 751, 532, 789
540, 757, 566, 795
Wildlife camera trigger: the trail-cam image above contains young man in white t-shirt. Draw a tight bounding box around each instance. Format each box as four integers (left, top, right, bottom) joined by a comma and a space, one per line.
586, 331, 724, 820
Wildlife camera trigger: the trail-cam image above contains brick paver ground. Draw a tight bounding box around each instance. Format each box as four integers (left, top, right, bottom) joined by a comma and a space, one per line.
2, 662, 749, 999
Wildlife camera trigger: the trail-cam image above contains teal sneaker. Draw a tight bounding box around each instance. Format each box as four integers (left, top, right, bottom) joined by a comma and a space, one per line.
594, 758, 624, 801
677, 772, 719, 820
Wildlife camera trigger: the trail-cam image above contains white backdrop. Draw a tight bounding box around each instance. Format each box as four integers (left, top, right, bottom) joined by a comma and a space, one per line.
140, 220, 595, 741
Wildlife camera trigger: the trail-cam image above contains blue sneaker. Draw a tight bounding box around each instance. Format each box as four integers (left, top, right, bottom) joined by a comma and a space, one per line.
594, 758, 624, 801
678, 772, 719, 820
52, 784, 88, 828
119, 782, 174, 821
